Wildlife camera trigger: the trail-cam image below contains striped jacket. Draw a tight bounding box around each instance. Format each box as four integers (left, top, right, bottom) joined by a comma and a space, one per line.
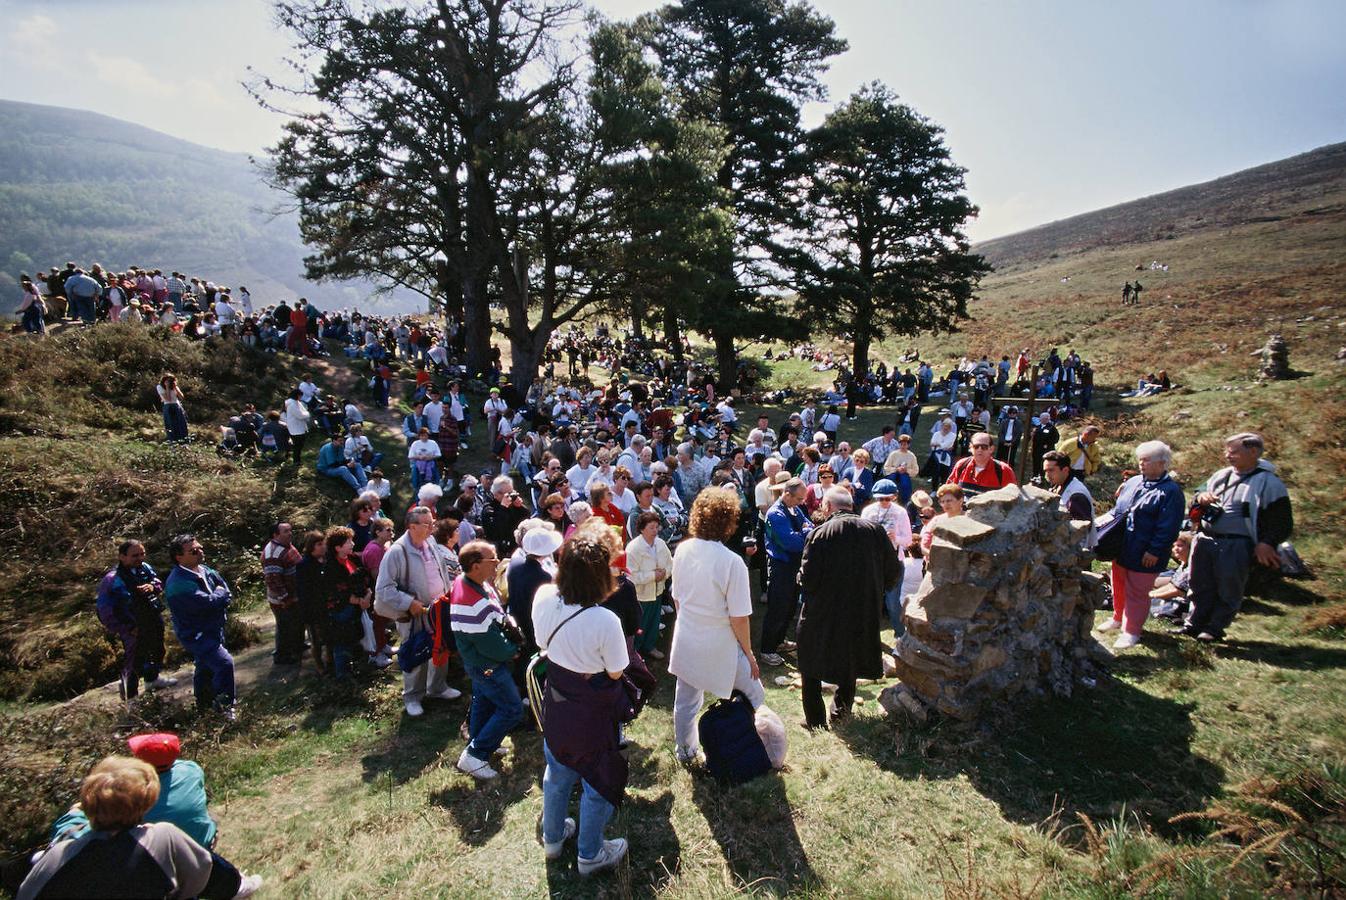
448, 575, 518, 670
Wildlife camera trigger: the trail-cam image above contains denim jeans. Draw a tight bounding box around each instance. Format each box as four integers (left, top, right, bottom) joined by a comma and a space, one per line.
323, 462, 368, 493
884, 559, 907, 640
761, 556, 801, 654
162, 404, 189, 443
465, 662, 522, 759
71, 294, 96, 323
186, 641, 235, 710
542, 740, 614, 860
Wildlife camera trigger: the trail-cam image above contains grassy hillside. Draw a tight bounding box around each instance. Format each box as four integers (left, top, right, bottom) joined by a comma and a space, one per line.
1, 144, 1345, 896
0, 99, 420, 315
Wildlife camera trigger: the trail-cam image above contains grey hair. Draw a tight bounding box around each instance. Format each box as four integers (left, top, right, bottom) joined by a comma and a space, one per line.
823, 486, 854, 510
1135, 440, 1173, 466
417, 483, 443, 502
568, 500, 592, 523
514, 516, 550, 546
358, 490, 381, 505
405, 506, 433, 527
491, 474, 515, 496
1225, 432, 1264, 451
677, 442, 693, 457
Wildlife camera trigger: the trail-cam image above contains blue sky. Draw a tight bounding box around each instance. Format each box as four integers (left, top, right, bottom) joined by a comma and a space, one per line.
2, 0, 1343, 240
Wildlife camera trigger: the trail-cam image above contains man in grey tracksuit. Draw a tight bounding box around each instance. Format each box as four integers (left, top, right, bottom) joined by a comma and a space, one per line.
374, 506, 460, 716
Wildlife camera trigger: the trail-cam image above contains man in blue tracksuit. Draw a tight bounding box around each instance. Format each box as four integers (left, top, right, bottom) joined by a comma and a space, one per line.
760, 477, 813, 667
163, 534, 236, 719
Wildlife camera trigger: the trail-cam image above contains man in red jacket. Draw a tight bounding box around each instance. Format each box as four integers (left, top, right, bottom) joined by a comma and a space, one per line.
946, 433, 1016, 497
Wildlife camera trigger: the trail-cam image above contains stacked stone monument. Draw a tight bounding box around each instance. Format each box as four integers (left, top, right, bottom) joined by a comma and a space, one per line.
880, 484, 1107, 722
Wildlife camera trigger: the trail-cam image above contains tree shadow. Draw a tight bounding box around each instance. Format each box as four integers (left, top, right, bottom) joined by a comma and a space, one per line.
836, 677, 1224, 834
688, 769, 819, 896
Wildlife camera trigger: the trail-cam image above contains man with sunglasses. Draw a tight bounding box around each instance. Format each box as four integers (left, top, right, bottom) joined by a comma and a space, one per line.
946, 433, 1016, 497
163, 535, 237, 719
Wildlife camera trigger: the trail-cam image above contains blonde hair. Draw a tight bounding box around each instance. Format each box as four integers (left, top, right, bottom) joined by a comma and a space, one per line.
851, 448, 870, 467
80, 756, 160, 831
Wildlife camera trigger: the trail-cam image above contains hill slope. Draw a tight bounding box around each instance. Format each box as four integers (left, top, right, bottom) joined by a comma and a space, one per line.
975, 141, 1346, 270
0, 99, 421, 315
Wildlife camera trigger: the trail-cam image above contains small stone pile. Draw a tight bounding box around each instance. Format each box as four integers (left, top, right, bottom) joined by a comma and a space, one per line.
1253, 334, 1290, 380
880, 484, 1107, 722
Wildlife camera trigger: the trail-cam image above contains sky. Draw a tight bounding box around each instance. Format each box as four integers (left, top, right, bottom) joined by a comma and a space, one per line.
2, 0, 1345, 241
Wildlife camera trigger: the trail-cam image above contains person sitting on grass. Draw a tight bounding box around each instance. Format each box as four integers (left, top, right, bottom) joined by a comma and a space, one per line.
21, 755, 261, 900
317, 431, 369, 495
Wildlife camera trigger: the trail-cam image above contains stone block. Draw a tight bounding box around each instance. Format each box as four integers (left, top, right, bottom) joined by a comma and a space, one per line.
891, 657, 944, 701
917, 580, 988, 620
972, 645, 1007, 676
932, 515, 997, 548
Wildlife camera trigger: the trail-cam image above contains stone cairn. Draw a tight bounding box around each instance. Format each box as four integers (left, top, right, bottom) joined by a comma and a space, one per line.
1253, 334, 1290, 381
880, 484, 1107, 722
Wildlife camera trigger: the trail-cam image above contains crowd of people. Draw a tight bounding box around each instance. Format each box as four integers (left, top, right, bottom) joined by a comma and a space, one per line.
16, 256, 1297, 891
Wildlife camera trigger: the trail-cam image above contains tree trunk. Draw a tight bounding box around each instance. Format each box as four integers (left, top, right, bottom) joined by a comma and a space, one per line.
712, 328, 737, 393
509, 329, 544, 393
664, 307, 683, 360
461, 272, 490, 378
852, 330, 871, 381
630, 297, 645, 340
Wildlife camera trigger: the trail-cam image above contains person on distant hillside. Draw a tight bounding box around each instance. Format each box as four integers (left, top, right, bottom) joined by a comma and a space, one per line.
20, 755, 261, 900
17, 275, 47, 335
163, 535, 236, 719
282, 389, 311, 465
96, 540, 176, 703
1131, 280, 1144, 305
1121, 282, 1133, 305
156, 374, 189, 444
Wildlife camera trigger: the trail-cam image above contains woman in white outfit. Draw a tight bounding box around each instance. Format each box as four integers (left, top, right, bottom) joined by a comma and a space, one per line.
668, 487, 764, 763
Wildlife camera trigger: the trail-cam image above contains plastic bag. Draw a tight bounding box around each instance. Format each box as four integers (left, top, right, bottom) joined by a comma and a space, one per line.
754, 704, 788, 770
359, 611, 377, 654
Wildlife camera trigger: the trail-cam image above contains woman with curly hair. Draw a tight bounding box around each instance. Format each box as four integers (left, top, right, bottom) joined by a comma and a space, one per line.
667, 488, 765, 764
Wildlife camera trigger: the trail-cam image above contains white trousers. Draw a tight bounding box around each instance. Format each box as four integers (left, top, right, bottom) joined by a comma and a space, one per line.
396, 619, 448, 702
673, 649, 765, 751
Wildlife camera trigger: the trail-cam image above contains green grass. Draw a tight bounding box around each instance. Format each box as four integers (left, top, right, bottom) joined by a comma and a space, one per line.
3, 188, 1346, 895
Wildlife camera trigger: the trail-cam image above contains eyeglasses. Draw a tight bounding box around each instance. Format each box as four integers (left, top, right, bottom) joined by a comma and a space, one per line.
820, 473, 834, 480
972, 443, 992, 450
878, 496, 894, 502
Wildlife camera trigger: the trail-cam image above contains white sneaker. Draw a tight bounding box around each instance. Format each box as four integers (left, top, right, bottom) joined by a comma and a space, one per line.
543, 817, 576, 860
1096, 619, 1121, 632
147, 676, 179, 689
369, 653, 392, 670
426, 686, 463, 700
456, 747, 499, 780
675, 745, 700, 765
233, 873, 264, 899
760, 652, 785, 667
404, 700, 424, 717
661, 605, 674, 614
1114, 633, 1142, 650
577, 838, 628, 876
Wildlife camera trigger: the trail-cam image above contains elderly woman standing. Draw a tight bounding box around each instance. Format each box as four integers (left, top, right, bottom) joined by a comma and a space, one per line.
626, 510, 673, 660
531, 536, 632, 875
1097, 440, 1185, 649
668, 489, 764, 764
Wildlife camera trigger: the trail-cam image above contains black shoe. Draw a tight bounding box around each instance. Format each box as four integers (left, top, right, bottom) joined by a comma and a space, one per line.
1168, 624, 1197, 636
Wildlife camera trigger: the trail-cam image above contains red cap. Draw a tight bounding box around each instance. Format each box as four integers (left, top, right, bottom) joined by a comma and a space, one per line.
127, 732, 181, 770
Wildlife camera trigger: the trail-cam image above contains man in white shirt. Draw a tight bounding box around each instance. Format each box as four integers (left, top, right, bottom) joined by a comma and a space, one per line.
298, 378, 319, 405
345, 423, 382, 469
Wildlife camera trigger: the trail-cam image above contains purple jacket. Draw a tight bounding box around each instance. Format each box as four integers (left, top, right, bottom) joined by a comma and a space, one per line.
542, 662, 634, 808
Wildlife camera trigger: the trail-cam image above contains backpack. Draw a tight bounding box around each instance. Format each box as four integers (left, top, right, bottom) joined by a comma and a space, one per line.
698, 690, 773, 785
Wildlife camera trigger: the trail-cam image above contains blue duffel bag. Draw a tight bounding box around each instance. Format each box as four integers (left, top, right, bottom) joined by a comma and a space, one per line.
697, 690, 772, 785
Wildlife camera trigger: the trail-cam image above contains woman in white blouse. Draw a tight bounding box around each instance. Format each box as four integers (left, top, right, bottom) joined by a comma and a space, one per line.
927, 417, 958, 486
668, 488, 765, 764
626, 512, 673, 661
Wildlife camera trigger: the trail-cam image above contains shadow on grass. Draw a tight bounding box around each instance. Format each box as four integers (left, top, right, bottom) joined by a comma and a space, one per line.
428, 744, 542, 847
688, 769, 819, 896
1215, 639, 1346, 670
836, 677, 1224, 833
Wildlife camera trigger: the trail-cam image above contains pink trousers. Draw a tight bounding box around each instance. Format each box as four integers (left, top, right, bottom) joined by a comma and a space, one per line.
1111, 563, 1159, 636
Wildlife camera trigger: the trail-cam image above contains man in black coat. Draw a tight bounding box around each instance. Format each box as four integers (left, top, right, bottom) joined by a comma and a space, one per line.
1031, 411, 1060, 477
796, 486, 901, 729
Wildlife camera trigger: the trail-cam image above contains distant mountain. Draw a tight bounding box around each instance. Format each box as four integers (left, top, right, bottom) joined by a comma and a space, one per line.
0, 99, 423, 315
975, 142, 1346, 270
